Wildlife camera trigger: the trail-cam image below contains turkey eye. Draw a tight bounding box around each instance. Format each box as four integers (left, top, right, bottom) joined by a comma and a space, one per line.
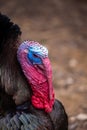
33, 54, 38, 57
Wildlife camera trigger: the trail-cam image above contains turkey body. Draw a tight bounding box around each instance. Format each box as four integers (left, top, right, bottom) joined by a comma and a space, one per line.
0, 13, 68, 130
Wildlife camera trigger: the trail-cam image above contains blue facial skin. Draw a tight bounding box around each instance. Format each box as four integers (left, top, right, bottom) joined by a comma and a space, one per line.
27, 51, 42, 65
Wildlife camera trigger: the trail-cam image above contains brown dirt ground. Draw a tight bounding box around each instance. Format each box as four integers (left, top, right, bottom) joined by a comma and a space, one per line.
0, 0, 87, 129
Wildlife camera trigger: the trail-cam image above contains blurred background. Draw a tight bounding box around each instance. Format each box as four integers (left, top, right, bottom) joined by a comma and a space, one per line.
0, 0, 87, 129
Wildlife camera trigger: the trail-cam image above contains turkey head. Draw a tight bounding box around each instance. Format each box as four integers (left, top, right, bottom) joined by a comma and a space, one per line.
17, 41, 55, 112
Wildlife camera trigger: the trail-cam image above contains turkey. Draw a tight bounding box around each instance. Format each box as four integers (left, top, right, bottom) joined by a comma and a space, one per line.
0, 13, 68, 130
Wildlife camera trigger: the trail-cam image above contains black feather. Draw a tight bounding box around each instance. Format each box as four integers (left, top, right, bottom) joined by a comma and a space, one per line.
0, 13, 21, 54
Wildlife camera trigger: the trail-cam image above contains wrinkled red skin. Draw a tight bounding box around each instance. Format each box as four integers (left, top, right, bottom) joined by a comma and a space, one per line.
18, 48, 55, 112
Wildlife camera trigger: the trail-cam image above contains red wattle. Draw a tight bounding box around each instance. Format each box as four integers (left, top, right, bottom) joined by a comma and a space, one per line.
18, 49, 55, 113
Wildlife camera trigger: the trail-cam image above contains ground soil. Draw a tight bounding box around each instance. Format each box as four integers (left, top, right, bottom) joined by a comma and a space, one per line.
0, 0, 87, 129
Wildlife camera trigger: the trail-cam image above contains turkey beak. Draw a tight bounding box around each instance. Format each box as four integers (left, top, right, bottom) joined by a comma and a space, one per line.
42, 58, 53, 100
